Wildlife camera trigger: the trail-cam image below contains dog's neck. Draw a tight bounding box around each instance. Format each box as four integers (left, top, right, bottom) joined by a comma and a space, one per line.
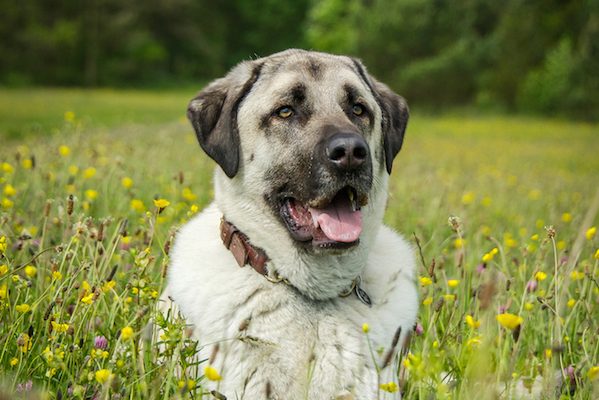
220, 215, 372, 305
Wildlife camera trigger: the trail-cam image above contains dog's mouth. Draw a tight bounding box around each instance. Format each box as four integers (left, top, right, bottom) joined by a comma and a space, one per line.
279, 187, 367, 249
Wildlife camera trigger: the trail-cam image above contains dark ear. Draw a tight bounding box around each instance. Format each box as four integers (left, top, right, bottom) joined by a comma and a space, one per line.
351, 59, 409, 174
187, 62, 263, 178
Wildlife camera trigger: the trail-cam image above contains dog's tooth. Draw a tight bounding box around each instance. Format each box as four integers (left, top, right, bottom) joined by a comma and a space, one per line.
348, 189, 358, 212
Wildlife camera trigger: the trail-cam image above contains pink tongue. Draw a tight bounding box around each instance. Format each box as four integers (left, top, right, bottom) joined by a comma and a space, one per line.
309, 196, 362, 243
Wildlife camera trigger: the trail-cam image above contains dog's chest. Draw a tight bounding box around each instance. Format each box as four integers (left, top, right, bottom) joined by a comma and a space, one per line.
190, 283, 379, 398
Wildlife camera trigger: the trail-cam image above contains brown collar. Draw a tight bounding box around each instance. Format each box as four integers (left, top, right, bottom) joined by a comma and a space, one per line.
219, 217, 371, 306
220, 218, 269, 276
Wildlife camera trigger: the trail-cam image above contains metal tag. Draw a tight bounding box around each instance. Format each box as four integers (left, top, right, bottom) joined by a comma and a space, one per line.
354, 277, 372, 307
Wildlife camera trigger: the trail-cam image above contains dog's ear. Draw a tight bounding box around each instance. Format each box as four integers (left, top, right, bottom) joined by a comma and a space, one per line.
351, 59, 409, 174
187, 62, 263, 178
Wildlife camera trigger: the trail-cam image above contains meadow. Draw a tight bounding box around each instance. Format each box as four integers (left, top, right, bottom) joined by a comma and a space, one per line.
0, 88, 598, 399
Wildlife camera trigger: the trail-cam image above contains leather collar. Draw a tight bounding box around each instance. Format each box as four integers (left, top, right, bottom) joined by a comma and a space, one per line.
219, 216, 371, 306
220, 217, 269, 276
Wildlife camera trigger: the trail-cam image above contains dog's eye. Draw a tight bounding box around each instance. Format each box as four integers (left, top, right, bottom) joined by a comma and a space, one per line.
352, 104, 365, 116
276, 106, 294, 119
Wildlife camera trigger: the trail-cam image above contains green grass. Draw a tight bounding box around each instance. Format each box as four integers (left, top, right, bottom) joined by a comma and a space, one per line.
0, 89, 598, 399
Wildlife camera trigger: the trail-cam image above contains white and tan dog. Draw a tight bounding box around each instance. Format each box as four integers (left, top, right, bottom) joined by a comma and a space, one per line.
160, 49, 418, 399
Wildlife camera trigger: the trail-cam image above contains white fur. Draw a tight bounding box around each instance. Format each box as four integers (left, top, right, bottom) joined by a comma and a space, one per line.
160, 50, 418, 399
162, 199, 418, 399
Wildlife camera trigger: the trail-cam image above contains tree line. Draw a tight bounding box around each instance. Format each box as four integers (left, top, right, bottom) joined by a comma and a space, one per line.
1, 0, 597, 119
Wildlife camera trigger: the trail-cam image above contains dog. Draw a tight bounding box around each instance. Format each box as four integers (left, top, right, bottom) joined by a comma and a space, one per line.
159, 49, 418, 399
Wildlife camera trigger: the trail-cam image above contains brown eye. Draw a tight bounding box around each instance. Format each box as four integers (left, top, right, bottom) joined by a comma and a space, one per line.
277, 106, 294, 119
352, 104, 364, 116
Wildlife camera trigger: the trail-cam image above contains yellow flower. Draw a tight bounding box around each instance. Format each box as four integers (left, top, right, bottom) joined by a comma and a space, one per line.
556, 240, 566, 250
0, 264, 8, 275
82, 280, 91, 292
524, 302, 534, 311
0, 236, 6, 253
95, 369, 112, 384
466, 336, 482, 347
182, 187, 197, 201
102, 280, 116, 292
190, 204, 199, 214
121, 177, 133, 189
52, 271, 62, 280
153, 198, 170, 209
51, 321, 69, 333
15, 304, 31, 313
530, 234, 539, 241
447, 279, 459, 288
80, 293, 94, 304
58, 145, 71, 157
3, 184, 16, 197
561, 213, 572, 223
588, 366, 599, 380
1, 162, 14, 174
595, 249, 599, 260
204, 365, 222, 381
130, 199, 145, 212
64, 111, 76, 123
482, 252, 493, 263
454, 238, 465, 249
17, 333, 32, 353
0, 284, 6, 299
121, 326, 134, 340
567, 299, 576, 308
465, 315, 480, 329
570, 270, 584, 280
443, 294, 456, 302
545, 349, 552, 359
379, 382, 398, 393
422, 296, 433, 306
22, 159, 32, 169
10, 357, 18, 367
461, 191, 475, 205
362, 323, 370, 333
534, 271, 547, 281
68, 165, 79, 175
586, 227, 597, 240
24, 265, 37, 278
419, 276, 433, 286
84, 189, 98, 201
1, 198, 14, 209
83, 167, 96, 179
496, 313, 523, 330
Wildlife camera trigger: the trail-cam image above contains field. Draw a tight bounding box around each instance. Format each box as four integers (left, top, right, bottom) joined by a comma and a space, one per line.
0, 88, 598, 399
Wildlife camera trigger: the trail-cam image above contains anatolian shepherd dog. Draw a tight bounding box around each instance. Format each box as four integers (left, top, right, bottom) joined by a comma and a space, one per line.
159, 49, 418, 399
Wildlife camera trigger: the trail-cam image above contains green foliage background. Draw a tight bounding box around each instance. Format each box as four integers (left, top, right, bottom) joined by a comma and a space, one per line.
0, 0, 597, 119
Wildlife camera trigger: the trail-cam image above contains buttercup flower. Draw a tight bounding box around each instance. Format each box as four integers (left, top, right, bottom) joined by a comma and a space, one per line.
24, 265, 37, 278
80, 293, 94, 304
58, 145, 71, 157
15, 304, 31, 313
153, 198, 170, 210
496, 313, 523, 330
121, 177, 133, 189
465, 315, 481, 329
419, 276, 432, 286
361, 323, 370, 333
586, 227, 596, 240
3, 184, 16, 197
379, 382, 398, 393
204, 365, 222, 381
534, 271, 547, 281
95, 369, 112, 384
83, 167, 96, 179
121, 326, 134, 340
447, 279, 459, 288
588, 366, 599, 380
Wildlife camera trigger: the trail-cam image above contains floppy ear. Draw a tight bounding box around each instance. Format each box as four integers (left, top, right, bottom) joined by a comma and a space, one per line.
187, 62, 263, 178
351, 59, 409, 174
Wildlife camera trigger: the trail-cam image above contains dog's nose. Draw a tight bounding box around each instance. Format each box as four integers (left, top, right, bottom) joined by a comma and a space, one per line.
325, 132, 369, 171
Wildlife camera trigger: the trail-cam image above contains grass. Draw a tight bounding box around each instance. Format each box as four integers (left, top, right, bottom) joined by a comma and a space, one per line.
0, 88, 598, 399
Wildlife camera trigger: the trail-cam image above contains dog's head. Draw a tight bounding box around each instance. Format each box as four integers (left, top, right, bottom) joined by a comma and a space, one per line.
188, 49, 408, 253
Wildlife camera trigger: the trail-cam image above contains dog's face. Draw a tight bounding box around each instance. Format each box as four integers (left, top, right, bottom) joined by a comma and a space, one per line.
188, 49, 408, 253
